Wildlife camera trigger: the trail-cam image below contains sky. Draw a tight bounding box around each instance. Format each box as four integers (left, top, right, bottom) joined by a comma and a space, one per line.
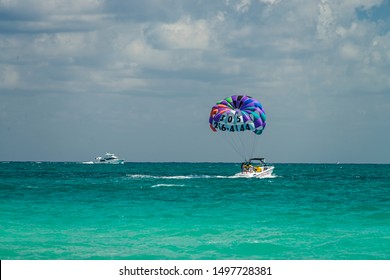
0, 0, 389, 163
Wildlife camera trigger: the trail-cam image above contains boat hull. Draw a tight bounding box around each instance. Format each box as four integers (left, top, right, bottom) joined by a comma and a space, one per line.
93, 159, 124, 164
235, 166, 274, 178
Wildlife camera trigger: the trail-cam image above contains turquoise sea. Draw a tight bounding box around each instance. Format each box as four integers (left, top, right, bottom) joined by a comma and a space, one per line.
0, 162, 389, 260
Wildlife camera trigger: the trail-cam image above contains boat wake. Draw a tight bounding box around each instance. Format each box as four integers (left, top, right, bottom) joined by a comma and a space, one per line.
127, 174, 229, 179
151, 183, 187, 188
126, 174, 277, 179
233, 173, 278, 179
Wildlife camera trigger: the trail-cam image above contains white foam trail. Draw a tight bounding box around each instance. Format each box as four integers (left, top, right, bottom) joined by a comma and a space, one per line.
127, 174, 232, 179
150, 184, 186, 188
127, 174, 155, 178
126, 174, 278, 179
230, 173, 279, 179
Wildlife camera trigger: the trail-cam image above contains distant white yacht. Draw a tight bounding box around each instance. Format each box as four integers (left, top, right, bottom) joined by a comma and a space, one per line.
83, 153, 124, 164
95, 153, 124, 164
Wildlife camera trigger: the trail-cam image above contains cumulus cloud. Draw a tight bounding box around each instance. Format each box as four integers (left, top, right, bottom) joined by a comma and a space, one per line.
317, 0, 336, 42
235, 0, 252, 13
146, 16, 212, 50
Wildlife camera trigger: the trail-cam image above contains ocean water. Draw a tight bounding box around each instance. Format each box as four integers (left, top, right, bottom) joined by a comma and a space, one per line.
0, 162, 389, 260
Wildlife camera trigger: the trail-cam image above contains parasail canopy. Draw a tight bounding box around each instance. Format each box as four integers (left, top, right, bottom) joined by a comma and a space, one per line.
209, 95, 266, 134
208, 95, 267, 161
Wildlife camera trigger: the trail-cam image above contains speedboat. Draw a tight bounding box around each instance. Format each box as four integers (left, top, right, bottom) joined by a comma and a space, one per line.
93, 153, 124, 164
235, 158, 274, 178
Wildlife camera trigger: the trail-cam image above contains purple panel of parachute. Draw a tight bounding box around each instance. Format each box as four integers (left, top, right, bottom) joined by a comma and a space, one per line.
209, 95, 266, 135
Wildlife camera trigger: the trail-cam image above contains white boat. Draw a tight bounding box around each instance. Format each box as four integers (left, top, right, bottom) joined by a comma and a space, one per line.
92, 153, 124, 164
235, 158, 274, 178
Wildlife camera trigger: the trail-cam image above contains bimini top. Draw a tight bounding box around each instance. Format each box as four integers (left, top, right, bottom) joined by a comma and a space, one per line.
248, 158, 266, 163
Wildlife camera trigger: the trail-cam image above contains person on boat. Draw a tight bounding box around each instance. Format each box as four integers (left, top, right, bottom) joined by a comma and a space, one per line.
254, 166, 262, 172
242, 162, 253, 173
241, 162, 252, 173
241, 162, 248, 173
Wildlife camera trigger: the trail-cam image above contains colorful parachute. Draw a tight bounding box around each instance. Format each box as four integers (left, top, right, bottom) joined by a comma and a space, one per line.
209, 95, 266, 134
209, 95, 267, 161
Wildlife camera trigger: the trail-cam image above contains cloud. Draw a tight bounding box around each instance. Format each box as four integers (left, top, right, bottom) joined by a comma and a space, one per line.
317, 0, 336, 42
235, 0, 252, 13
146, 16, 211, 50
1, 0, 389, 95
0, 0, 389, 162
340, 42, 361, 60
1, 0, 103, 15
0, 0, 105, 33
0, 65, 19, 88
